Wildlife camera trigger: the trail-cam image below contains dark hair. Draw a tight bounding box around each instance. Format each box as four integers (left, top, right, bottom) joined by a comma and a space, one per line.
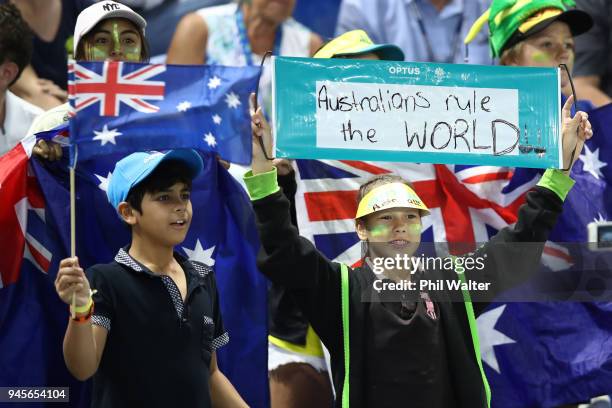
0, 3, 33, 86
75, 18, 150, 62
125, 160, 193, 214
357, 174, 415, 206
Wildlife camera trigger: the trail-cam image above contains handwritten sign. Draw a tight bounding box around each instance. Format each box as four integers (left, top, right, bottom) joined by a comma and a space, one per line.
272, 57, 562, 168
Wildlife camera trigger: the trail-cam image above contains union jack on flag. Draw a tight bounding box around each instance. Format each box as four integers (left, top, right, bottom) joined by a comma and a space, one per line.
0, 137, 52, 288
68, 61, 166, 116
294, 159, 539, 266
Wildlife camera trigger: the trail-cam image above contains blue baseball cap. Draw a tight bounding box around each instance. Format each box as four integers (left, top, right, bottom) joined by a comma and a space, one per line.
107, 149, 203, 209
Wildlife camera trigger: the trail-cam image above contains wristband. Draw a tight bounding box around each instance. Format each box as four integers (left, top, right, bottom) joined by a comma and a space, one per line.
71, 302, 94, 323
71, 296, 93, 314
69, 289, 97, 317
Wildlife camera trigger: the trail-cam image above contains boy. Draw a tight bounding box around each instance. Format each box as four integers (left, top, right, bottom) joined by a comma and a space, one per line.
54, 149, 247, 407
246, 82, 592, 407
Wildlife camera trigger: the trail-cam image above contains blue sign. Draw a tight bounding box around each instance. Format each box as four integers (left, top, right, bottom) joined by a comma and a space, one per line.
273, 57, 561, 169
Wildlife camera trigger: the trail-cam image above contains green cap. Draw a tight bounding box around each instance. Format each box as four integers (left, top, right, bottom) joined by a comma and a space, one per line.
464, 0, 592, 58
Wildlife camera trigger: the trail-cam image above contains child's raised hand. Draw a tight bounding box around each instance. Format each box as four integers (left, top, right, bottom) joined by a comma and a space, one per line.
55, 257, 91, 308
249, 93, 274, 175
561, 95, 593, 174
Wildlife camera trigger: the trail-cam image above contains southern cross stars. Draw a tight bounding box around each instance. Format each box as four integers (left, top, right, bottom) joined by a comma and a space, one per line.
93, 125, 122, 146
579, 145, 607, 179
225, 92, 241, 109
208, 76, 221, 90
204, 132, 217, 147
176, 101, 192, 112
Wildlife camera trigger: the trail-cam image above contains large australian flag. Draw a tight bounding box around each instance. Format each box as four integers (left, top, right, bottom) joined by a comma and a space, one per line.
68, 60, 260, 165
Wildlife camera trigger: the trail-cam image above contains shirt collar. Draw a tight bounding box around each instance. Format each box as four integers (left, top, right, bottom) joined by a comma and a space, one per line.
403, 0, 465, 17
114, 246, 211, 279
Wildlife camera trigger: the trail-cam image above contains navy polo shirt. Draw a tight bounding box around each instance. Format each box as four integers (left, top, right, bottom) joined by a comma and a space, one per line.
87, 247, 228, 408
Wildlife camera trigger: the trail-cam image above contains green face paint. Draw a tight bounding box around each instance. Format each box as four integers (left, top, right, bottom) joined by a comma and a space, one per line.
369, 224, 390, 238
368, 222, 422, 238
531, 51, 551, 63
407, 223, 422, 235
84, 20, 142, 62
112, 22, 122, 55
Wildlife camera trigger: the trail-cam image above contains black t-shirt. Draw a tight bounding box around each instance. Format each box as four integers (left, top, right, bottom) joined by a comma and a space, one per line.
87, 247, 228, 408
365, 285, 455, 407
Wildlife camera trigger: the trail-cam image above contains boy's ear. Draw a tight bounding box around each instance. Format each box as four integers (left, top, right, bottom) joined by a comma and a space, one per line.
0, 61, 18, 88
355, 218, 369, 241
117, 202, 137, 225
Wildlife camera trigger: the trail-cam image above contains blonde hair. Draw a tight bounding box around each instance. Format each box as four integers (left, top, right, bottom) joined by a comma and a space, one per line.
499, 41, 526, 66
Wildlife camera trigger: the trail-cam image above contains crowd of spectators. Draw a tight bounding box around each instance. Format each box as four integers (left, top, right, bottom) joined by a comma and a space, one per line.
1, 1, 610, 407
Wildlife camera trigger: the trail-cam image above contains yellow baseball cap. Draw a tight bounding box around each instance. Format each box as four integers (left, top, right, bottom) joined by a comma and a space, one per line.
314, 29, 405, 61
355, 183, 429, 219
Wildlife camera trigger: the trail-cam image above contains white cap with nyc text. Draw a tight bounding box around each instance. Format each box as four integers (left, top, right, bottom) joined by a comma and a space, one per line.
73, 1, 146, 55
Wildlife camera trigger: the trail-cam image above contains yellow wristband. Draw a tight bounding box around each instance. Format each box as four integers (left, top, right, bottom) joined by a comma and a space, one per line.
71, 296, 93, 314
70, 289, 97, 314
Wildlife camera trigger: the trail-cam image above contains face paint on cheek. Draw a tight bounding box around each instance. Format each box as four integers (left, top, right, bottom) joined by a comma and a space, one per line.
531, 51, 551, 63
123, 46, 142, 62
369, 224, 391, 238
85, 42, 110, 61
407, 223, 422, 236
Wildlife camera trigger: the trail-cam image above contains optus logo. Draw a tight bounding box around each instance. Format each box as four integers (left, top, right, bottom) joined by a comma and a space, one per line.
388, 66, 421, 75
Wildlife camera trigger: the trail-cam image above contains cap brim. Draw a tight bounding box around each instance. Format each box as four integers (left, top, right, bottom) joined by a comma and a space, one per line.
501, 9, 593, 56
524, 9, 593, 38
334, 44, 405, 61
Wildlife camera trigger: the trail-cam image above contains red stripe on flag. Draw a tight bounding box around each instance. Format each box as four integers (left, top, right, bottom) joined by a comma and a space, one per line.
130, 98, 160, 111
27, 242, 51, 273
123, 64, 161, 80
339, 161, 392, 175
543, 246, 573, 263
462, 171, 514, 184
305, 190, 358, 221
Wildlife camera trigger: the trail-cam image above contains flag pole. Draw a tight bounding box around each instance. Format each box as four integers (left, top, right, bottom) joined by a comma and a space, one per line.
70, 147, 78, 318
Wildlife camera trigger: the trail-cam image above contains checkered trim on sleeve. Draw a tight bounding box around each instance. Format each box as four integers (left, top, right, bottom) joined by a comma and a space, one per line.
91, 315, 111, 331
160, 276, 184, 318
203, 315, 214, 325
211, 332, 229, 351
191, 261, 212, 278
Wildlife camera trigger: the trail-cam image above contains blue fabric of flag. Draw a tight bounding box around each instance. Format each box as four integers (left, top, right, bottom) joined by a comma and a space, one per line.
484, 103, 612, 407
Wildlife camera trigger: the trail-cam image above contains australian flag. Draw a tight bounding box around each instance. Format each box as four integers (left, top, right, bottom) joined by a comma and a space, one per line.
68, 60, 260, 165
0, 60, 269, 407
293, 104, 612, 407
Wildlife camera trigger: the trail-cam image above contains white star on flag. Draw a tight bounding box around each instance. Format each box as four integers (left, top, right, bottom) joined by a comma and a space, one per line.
477, 304, 516, 374
208, 76, 221, 90
225, 92, 241, 109
594, 213, 607, 223
579, 145, 607, 179
176, 101, 192, 112
93, 125, 122, 146
94, 172, 112, 192
212, 114, 222, 125
204, 132, 217, 147
183, 240, 215, 266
